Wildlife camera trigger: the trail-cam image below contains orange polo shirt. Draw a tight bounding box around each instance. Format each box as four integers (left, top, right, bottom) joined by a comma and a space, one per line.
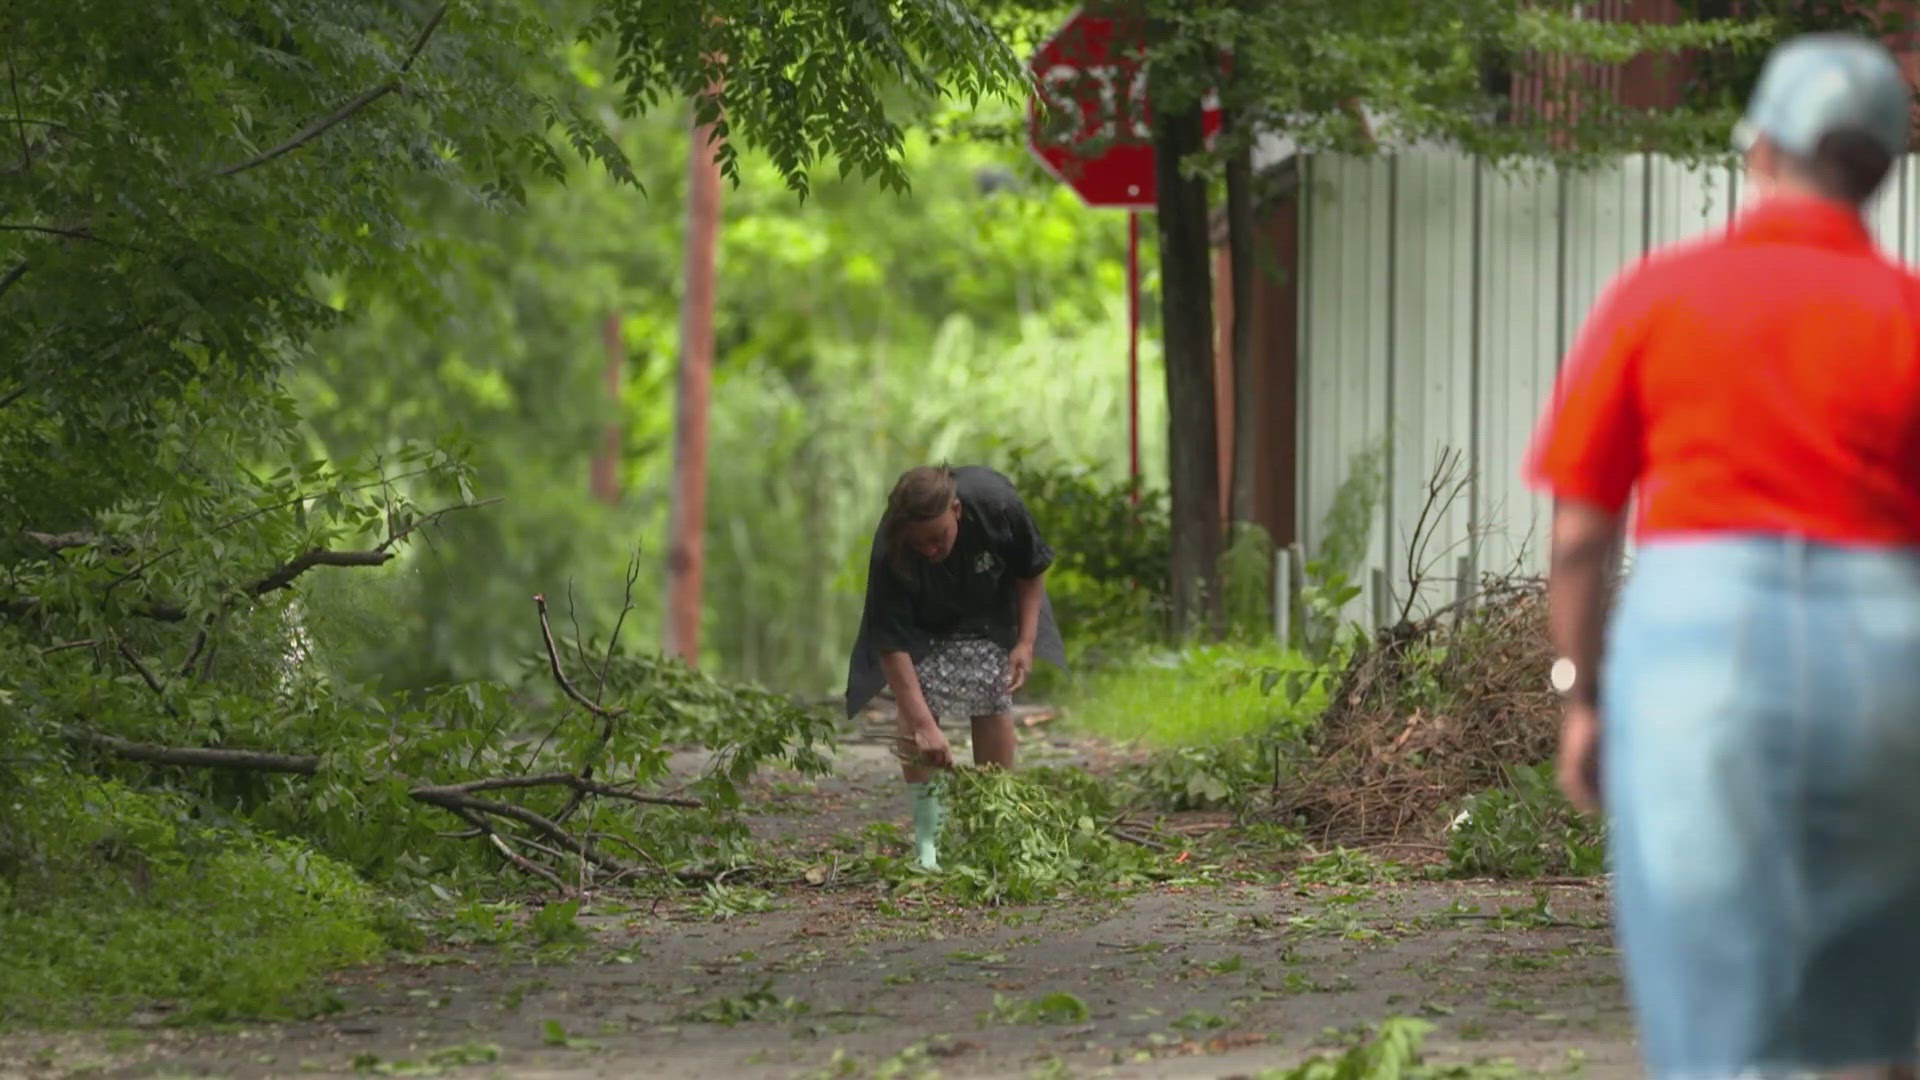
1526, 192, 1920, 547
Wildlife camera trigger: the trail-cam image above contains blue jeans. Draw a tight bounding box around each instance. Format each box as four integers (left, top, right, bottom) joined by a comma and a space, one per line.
1604, 535, 1920, 1078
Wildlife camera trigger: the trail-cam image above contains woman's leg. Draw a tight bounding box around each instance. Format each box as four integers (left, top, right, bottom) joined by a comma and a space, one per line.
894, 708, 945, 869
970, 712, 1017, 769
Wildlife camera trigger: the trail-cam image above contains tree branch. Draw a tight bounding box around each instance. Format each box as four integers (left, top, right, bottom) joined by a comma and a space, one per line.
594, 549, 642, 704
71, 731, 320, 774
105, 467, 459, 591
376, 497, 500, 553
5, 40, 30, 173
26, 530, 108, 552
423, 772, 700, 809
408, 788, 632, 876
114, 639, 182, 719
533, 594, 622, 721
448, 807, 570, 891
213, 3, 450, 178
0, 222, 98, 242
0, 260, 26, 303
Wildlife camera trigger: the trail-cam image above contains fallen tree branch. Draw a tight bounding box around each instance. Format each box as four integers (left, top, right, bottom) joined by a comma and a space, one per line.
533, 594, 622, 721
420, 772, 701, 809
408, 788, 633, 877
450, 806, 569, 892
214, 2, 449, 177
26, 530, 107, 552
0, 259, 25, 302
72, 731, 319, 775
0, 222, 100, 242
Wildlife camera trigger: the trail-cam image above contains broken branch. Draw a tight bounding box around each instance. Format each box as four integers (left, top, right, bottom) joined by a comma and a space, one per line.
72, 731, 320, 775
0, 260, 25, 303
426, 772, 701, 809
449, 807, 569, 892
533, 594, 622, 720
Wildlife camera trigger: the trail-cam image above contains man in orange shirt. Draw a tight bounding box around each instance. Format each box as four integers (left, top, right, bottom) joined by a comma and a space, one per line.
1528, 32, 1920, 1080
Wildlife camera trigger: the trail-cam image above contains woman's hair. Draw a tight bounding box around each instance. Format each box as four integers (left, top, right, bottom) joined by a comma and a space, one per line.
882, 464, 957, 576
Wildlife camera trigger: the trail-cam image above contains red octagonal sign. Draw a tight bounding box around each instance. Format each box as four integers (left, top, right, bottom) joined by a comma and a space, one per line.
1026, 7, 1223, 210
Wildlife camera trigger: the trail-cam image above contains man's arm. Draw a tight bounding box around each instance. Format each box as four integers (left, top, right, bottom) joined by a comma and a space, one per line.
1547, 499, 1625, 709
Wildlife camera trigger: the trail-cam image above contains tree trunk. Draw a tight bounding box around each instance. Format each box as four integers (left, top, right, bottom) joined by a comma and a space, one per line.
1152, 101, 1223, 639
1224, 111, 1258, 529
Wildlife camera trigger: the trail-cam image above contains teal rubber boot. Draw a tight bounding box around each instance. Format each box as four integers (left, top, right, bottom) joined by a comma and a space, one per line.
908, 780, 944, 870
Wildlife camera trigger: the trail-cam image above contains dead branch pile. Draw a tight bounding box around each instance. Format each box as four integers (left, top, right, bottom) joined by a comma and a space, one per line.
1272, 577, 1557, 849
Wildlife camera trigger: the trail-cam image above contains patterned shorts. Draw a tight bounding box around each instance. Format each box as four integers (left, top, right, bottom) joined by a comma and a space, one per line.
915, 637, 1012, 721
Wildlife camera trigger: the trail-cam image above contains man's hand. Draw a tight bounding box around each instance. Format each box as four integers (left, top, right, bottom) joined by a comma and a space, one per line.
1007, 641, 1034, 693
1556, 701, 1603, 814
912, 720, 954, 770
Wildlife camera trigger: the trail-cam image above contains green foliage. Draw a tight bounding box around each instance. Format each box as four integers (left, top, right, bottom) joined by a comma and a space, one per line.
0, 779, 388, 1026
1295, 848, 1402, 888
933, 765, 1159, 905
1063, 641, 1330, 812
1254, 1016, 1515, 1080
1126, 0, 1772, 172
1221, 521, 1278, 640
304, 107, 1159, 694
682, 981, 810, 1025
1001, 453, 1172, 657
1071, 641, 1325, 747
1446, 764, 1606, 880
583, 0, 1023, 198
984, 991, 1092, 1025
1296, 441, 1388, 662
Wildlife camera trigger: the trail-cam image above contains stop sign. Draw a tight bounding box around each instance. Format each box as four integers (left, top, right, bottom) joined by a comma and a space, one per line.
1026, 7, 1223, 210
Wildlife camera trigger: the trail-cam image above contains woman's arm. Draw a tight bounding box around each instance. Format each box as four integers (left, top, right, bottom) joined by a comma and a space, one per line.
881, 648, 951, 767
1013, 573, 1044, 649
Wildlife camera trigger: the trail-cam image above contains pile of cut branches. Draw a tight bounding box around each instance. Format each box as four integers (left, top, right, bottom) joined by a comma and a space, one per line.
1270, 578, 1559, 849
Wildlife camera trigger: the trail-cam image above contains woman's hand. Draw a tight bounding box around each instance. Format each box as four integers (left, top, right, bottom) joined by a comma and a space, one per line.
1007, 641, 1034, 693
1556, 701, 1603, 814
913, 720, 954, 770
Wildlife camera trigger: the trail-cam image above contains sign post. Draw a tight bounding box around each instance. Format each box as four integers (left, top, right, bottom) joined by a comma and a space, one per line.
1026, 8, 1220, 496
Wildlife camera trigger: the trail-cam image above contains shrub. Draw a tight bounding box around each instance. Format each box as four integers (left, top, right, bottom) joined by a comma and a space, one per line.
0, 778, 391, 1026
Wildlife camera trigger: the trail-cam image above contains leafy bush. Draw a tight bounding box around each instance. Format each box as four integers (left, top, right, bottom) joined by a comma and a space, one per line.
0, 779, 390, 1026
1000, 451, 1172, 661
934, 765, 1160, 904
1446, 763, 1606, 879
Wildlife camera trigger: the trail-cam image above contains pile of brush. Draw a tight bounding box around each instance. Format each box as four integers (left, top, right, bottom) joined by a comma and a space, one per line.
1271, 579, 1560, 850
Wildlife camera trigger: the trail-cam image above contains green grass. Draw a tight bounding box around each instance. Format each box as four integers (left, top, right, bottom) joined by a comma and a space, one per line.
1062, 641, 1325, 749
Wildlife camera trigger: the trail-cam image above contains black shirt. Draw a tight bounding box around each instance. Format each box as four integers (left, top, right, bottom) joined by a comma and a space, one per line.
843, 466, 1067, 718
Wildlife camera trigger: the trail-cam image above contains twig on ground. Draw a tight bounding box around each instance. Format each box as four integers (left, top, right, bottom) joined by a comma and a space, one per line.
449, 806, 569, 892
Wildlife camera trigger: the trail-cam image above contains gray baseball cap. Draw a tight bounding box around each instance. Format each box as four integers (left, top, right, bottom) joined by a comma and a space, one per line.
1732, 32, 1912, 158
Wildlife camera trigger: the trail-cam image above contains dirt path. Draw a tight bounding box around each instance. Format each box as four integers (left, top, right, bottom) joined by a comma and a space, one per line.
0, 730, 1642, 1080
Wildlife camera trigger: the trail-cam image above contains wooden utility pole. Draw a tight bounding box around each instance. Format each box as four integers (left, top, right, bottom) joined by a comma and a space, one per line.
665, 98, 723, 666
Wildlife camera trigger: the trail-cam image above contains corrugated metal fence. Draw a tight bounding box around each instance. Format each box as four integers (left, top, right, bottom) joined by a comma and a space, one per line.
1294, 148, 1920, 626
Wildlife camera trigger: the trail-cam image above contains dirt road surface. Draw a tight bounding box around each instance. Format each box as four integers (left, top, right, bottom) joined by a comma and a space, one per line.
0, 733, 1641, 1080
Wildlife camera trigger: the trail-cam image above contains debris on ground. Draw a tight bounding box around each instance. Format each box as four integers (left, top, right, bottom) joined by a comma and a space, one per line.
1275, 579, 1559, 849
